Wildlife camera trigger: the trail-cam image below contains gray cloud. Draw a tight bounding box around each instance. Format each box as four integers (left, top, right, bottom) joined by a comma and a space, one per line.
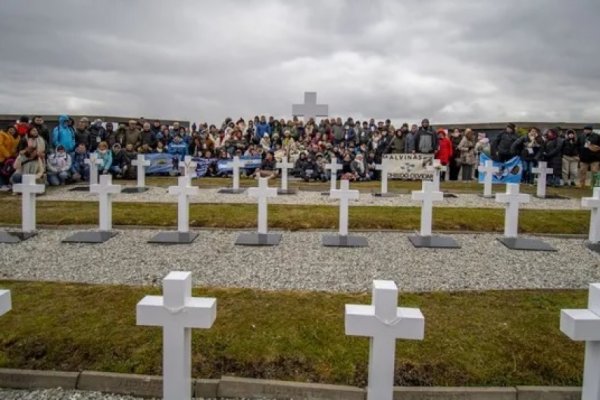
0, 0, 598, 125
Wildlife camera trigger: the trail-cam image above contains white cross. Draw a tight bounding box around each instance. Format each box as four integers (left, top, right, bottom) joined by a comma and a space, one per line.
137, 271, 216, 400
330, 180, 359, 236
12, 174, 45, 233
532, 161, 553, 198
0, 290, 11, 316
426, 159, 445, 191
582, 187, 600, 244
495, 183, 529, 238
90, 174, 122, 231
132, 154, 151, 188
478, 160, 499, 198
345, 280, 424, 400
231, 156, 246, 190
412, 180, 443, 237
168, 176, 199, 233
85, 155, 103, 185
248, 178, 278, 234
180, 155, 197, 179
291, 91, 329, 122
325, 158, 342, 193
376, 158, 392, 194
276, 156, 294, 192
561, 283, 600, 400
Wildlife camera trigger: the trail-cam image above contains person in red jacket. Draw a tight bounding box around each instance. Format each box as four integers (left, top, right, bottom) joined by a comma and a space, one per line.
15, 116, 30, 137
435, 129, 453, 180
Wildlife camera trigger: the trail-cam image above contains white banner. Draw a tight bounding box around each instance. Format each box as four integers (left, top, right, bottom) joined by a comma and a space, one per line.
382, 153, 435, 180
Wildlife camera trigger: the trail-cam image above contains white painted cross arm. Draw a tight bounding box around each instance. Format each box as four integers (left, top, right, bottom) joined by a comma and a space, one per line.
0, 290, 11, 316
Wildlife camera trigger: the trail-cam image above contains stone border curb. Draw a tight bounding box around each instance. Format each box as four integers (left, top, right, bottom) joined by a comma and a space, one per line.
0, 369, 583, 400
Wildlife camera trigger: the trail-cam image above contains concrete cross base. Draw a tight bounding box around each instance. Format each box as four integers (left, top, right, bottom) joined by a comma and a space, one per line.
443, 192, 458, 198
277, 188, 298, 195
586, 242, 600, 254
235, 232, 282, 246
121, 187, 149, 194
534, 194, 569, 200
478, 194, 495, 199
218, 188, 246, 194
69, 185, 90, 192
497, 237, 557, 252
62, 231, 117, 244
322, 234, 368, 247
408, 235, 461, 249
0, 231, 37, 244
148, 231, 198, 244
372, 192, 400, 197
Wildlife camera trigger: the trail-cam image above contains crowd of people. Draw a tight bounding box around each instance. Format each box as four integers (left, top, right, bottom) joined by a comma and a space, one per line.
0, 114, 598, 191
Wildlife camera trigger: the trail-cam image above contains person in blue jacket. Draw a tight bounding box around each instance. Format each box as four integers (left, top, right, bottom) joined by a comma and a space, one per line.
52, 114, 76, 153
254, 116, 271, 143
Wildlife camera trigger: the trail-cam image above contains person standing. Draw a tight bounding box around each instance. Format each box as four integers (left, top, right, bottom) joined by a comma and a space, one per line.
491, 123, 519, 162
458, 129, 476, 181
510, 128, 543, 185
577, 126, 600, 187
540, 129, 564, 187
435, 129, 453, 180
448, 129, 463, 180
414, 119, 438, 154
561, 129, 579, 186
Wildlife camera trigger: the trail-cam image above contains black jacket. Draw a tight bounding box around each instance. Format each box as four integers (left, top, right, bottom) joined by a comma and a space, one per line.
492, 131, 519, 162
541, 138, 564, 172
577, 132, 600, 163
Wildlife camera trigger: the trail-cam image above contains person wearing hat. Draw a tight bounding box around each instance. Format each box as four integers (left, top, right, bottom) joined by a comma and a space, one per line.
491, 123, 519, 162
562, 129, 579, 186
46, 145, 72, 186
577, 125, 600, 187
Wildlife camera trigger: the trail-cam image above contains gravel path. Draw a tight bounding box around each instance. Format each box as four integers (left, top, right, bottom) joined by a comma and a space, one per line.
0, 228, 598, 292
36, 184, 584, 210
0, 388, 261, 400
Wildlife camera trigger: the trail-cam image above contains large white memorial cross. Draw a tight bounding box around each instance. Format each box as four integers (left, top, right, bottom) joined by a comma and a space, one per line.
532, 161, 553, 198
85, 155, 103, 184
231, 156, 246, 190
325, 159, 342, 193
248, 178, 277, 234
346, 280, 424, 400
427, 159, 444, 191
330, 180, 359, 236
0, 290, 11, 316
91, 175, 122, 231
375, 158, 392, 194
561, 283, 600, 400
169, 176, 199, 233
582, 188, 600, 244
180, 155, 197, 178
132, 154, 151, 188
276, 156, 294, 192
12, 174, 45, 233
495, 183, 529, 238
478, 160, 499, 198
137, 271, 216, 400
292, 92, 329, 121
412, 181, 443, 237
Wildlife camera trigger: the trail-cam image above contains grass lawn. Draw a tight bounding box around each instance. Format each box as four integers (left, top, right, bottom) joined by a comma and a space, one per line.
0, 280, 586, 386
0, 199, 589, 234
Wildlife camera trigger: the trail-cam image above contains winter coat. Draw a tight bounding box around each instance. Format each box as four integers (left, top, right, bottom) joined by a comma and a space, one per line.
89, 125, 106, 152
541, 138, 564, 172
94, 149, 113, 172
52, 115, 76, 153
390, 134, 405, 154
435, 136, 453, 165
0, 130, 19, 162
75, 128, 91, 149
577, 132, 600, 163
141, 130, 157, 148
510, 135, 542, 162
112, 149, 130, 168
404, 132, 416, 153
47, 152, 72, 173
31, 123, 50, 145
255, 122, 271, 140
14, 154, 45, 179
108, 129, 127, 148
492, 131, 519, 162
18, 135, 46, 155
414, 128, 438, 154
457, 137, 476, 165
125, 127, 142, 147
562, 138, 578, 157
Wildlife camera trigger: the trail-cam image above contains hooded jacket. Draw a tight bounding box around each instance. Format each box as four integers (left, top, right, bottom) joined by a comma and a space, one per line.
52, 115, 76, 152
0, 130, 19, 162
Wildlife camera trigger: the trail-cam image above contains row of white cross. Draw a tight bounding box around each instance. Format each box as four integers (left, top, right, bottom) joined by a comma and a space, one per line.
4, 273, 600, 400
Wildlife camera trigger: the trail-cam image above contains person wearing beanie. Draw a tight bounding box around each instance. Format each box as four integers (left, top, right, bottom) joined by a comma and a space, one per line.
491, 123, 519, 162
414, 118, 438, 154
577, 125, 600, 187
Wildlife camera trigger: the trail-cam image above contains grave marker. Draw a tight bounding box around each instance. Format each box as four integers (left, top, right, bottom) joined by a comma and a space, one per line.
533, 161, 553, 199
123, 154, 151, 193
218, 156, 247, 194
322, 180, 367, 247
323, 159, 342, 195
582, 188, 600, 253
235, 178, 281, 246
373, 158, 397, 197
276, 156, 297, 195
85, 155, 103, 185
292, 92, 329, 122
0, 290, 11, 316
0, 175, 45, 243
478, 160, 499, 198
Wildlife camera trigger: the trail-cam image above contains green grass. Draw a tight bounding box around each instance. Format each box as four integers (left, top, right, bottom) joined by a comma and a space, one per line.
0, 281, 586, 386
0, 199, 589, 234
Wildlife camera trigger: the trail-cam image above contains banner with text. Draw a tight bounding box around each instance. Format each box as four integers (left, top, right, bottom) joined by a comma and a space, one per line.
477, 153, 523, 184
382, 153, 435, 180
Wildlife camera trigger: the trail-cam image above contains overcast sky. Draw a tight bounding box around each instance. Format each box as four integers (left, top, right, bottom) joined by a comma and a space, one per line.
1, 0, 599, 125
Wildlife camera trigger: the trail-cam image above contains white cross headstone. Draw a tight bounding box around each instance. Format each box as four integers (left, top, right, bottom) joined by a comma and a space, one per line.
330, 180, 359, 236
561, 283, 600, 400
478, 160, 499, 198
292, 92, 329, 122
90, 174, 122, 231
426, 159, 444, 191
231, 156, 246, 191
276, 156, 294, 192
582, 188, 600, 244
346, 280, 425, 400
532, 161, 553, 198
12, 175, 45, 233
132, 154, 151, 188
180, 155, 197, 178
376, 158, 392, 194
248, 178, 278, 234
412, 180, 444, 237
137, 271, 216, 400
85, 155, 103, 185
495, 183, 529, 238
168, 176, 199, 233
325, 158, 342, 193
0, 290, 11, 316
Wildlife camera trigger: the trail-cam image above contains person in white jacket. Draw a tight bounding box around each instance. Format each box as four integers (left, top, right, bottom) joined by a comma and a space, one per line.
46, 145, 72, 186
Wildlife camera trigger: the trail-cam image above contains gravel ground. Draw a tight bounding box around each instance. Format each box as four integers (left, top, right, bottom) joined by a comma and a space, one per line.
0, 388, 263, 400
0, 228, 598, 292
36, 184, 583, 210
